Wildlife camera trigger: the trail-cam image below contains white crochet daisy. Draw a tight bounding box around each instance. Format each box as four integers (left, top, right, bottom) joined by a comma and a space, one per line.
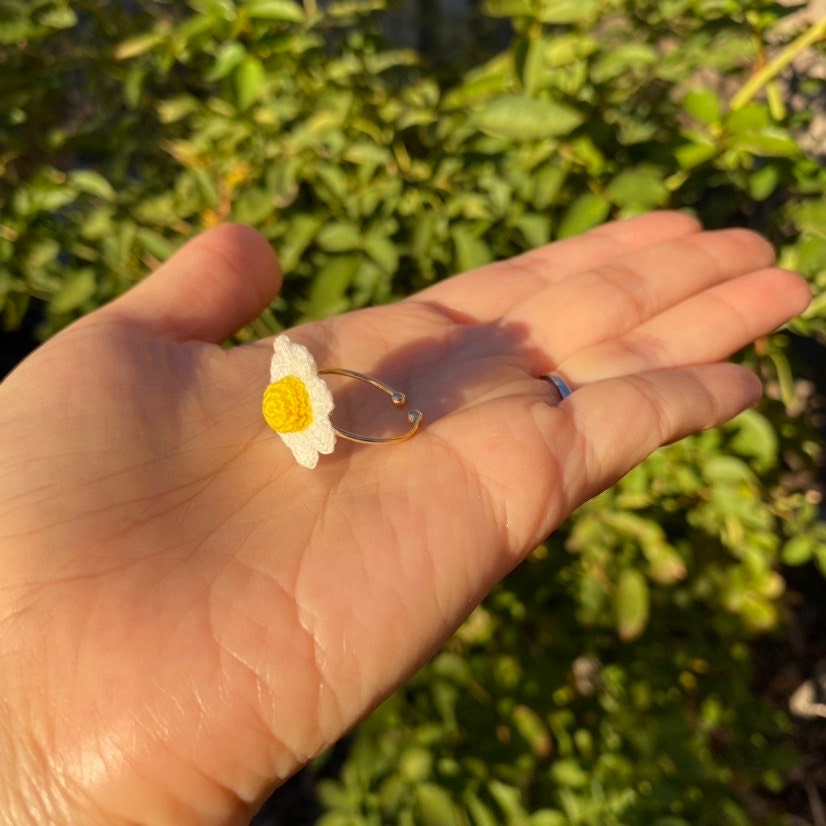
262, 335, 336, 469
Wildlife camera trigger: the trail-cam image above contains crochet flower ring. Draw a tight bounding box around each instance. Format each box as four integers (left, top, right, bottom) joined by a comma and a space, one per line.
262, 335, 423, 469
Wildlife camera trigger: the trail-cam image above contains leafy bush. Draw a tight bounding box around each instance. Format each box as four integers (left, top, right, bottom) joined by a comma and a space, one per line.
2, 0, 825, 822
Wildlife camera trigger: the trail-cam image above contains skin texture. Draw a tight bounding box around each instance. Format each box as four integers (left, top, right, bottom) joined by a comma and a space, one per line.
0, 213, 811, 824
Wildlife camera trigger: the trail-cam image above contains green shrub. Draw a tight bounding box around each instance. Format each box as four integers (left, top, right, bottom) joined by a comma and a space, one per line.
2, 0, 825, 822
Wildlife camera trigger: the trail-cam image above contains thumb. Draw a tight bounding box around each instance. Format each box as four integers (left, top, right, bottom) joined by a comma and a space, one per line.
101, 224, 281, 343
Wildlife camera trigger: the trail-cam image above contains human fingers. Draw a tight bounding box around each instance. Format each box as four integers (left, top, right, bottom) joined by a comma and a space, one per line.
266, 214, 704, 370
503, 228, 776, 371
559, 268, 811, 382
426, 363, 761, 558
552, 364, 762, 501
99, 224, 281, 343
409, 211, 702, 323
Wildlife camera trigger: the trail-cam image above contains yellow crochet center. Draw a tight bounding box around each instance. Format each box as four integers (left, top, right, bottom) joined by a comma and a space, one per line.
262, 375, 313, 433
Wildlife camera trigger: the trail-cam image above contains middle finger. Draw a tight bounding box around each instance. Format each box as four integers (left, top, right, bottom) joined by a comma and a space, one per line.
504, 228, 775, 371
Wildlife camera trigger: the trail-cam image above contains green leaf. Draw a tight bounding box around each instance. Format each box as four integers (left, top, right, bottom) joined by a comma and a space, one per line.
569, 135, 606, 175
50, 269, 96, 314
782, 536, 813, 566
137, 228, 177, 261
516, 37, 545, 96
488, 780, 527, 819
727, 104, 769, 134
363, 233, 398, 274
733, 128, 799, 158
645, 544, 686, 585
463, 792, 499, 826
343, 142, 391, 168
13, 179, 76, 217
452, 224, 492, 271
532, 162, 569, 209
81, 209, 114, 241
39, 6, 78, 29
544, 33, 599, 67
114, 31, 165, 60
303, 254, 360, 319
399, 746, 433, 782
482, 0, 534, 17
556, 192, 610, 238
123, 64, 147, 108
728, 409, 778, 470
69, 170, 117, 201
316, 778, 358, 811
703, 455, 755, 484
475, 95, 584, 140
530, 812, 567, 826
187, 0, 237, 18
792, 199, 826, 233
790, 234, 826, 278
412, 211, 437, 264
441, 62, 511, 109
683, 88, 722, 125
233, 188, 274, 224
317, 222, 363, 253
802, 289, 826, 322
415, 783, 460, 826
614, 569, 649, 642
327, 0, 385, 17
814, 545, 826, 579
550, 758, 589, 788
512, 704, 551, 755
591, 43, 657, 82
315, 166, 351, 204
675, 139, 718, 170
267, 157, 301, 208
748, 163, 781, 201
245, 0, 304, 22
157, 95, 200, 124
277, 214, 324, 273
538, 0, 599, 23
449, 192, 494, 221
174, 13, 220, 49
234, 55, 266, 110
316, 813, 366, 826
515, 213, 551, 247
24, 238, 61, 271
205, 42, 247, 81
605, 167, 668, 210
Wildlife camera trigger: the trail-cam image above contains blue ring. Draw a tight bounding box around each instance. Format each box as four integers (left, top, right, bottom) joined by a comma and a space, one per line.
544, 373, 573, 400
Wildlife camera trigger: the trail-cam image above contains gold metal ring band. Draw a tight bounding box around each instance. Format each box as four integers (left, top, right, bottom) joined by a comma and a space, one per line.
318, 368, 423, 444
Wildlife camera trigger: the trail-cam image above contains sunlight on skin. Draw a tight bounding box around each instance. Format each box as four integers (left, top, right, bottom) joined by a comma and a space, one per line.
0, 214, 811, 824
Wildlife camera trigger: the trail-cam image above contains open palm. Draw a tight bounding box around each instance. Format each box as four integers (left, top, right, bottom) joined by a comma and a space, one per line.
0, 213, 809, 824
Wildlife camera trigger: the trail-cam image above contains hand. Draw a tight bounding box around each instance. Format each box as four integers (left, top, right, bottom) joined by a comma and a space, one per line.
0, 213, 809, 824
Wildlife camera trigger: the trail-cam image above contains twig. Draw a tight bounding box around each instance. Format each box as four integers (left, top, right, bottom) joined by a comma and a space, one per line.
731, 17, 826, 111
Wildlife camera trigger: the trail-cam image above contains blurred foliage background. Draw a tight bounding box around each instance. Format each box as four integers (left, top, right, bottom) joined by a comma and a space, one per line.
2, 0, 826, 823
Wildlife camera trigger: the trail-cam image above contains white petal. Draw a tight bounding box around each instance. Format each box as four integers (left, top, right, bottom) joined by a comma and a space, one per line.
267, 334, 339, 469
270, 335, 321, 383
314, 420, 337, 455
280, 431, 320, 469
306, 374, 334, 416
278, 416, 337, 468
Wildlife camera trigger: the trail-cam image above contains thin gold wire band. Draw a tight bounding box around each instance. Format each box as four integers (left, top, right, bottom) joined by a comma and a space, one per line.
319, 368, 423, 444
